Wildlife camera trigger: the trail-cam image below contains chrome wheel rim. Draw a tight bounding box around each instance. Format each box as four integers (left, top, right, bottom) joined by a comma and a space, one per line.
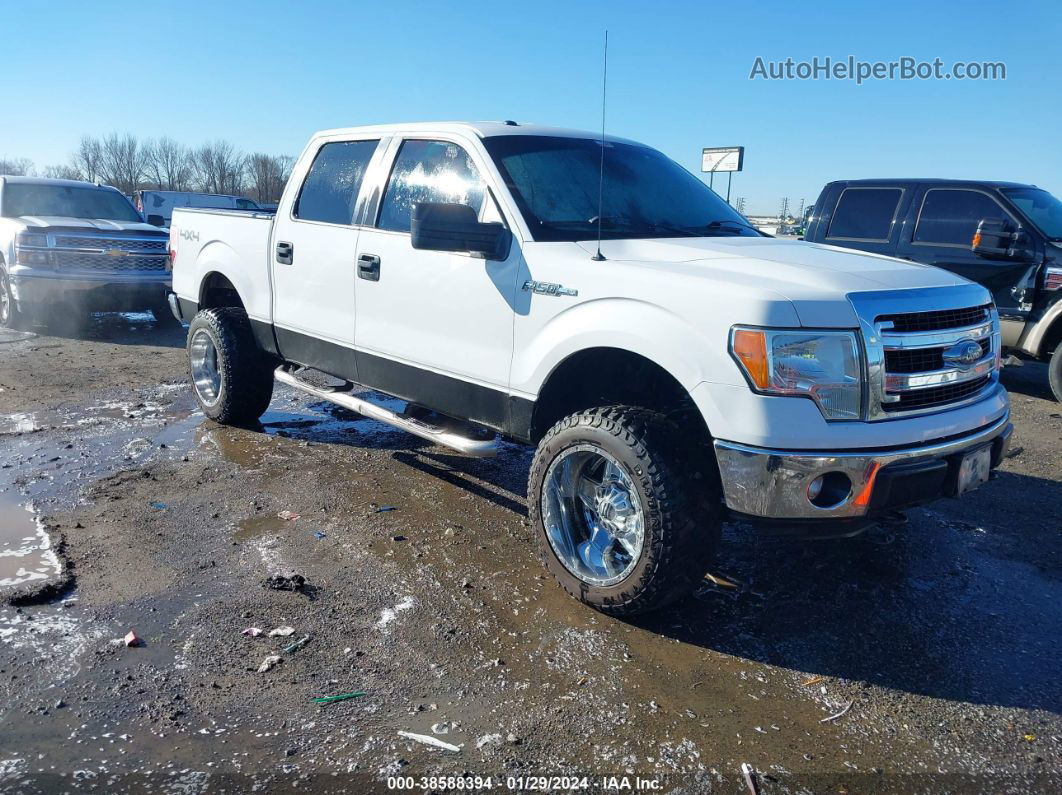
541, 444, 645, 587
0, 272, 10, 325
189, 328, 222, 405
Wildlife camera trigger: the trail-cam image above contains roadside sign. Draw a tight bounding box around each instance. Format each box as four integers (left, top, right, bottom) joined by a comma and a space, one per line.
701, 146, 744, 173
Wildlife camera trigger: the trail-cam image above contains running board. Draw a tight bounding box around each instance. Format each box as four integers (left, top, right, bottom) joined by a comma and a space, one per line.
273, 366, 499, 457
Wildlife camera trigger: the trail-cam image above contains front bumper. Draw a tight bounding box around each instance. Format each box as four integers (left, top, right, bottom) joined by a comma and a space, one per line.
10, 268, 171, 311
714, 414, 1012, 522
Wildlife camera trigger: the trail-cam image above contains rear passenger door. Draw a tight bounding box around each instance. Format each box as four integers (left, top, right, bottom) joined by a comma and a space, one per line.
821, 185, 908, 256
270, 137, 384, 379
900, 187, 1037, 315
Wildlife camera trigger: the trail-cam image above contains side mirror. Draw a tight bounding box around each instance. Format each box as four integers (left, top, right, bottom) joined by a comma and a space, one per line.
147, 214, 166, 227
411, 203, 510, 260
972, 217, 1030, 260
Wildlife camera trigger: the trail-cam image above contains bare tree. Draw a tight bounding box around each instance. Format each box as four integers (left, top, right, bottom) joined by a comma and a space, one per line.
71, 135, 104, 182
97, 133, 147, 194
42, 164, 82, 180
192, 140, 245, 195
0, 157, 34, 176
144, 137, 193, 191
246, 153, 294, 203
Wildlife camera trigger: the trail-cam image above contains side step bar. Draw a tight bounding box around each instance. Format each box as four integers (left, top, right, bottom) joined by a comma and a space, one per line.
273, 366, 499, 458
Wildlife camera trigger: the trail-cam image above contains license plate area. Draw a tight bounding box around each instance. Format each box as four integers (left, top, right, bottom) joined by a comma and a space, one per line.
955, 444, 993, 496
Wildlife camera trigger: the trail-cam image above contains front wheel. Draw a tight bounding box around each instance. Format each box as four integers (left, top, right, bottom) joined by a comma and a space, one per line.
187, 308, 274, 425
0, 267, 23, 330
1049, 339, 1062, 403
528, 406, 721, 616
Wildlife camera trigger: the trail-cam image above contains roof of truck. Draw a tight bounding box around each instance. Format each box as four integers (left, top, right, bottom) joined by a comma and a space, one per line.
826, 178, 1036, 190
313, 121, 642, 145
0, 175, 119, 190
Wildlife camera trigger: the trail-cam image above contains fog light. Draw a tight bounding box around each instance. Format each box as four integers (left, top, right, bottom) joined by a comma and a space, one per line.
807, 472, 853, 509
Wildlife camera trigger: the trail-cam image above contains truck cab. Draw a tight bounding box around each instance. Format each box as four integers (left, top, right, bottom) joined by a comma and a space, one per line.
805, 179, 1062, 400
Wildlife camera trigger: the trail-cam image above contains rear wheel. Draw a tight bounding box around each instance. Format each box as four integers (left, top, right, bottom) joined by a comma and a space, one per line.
528, 406, 721, 616
1049, 339, 1062, 403
187, 308, 274, 425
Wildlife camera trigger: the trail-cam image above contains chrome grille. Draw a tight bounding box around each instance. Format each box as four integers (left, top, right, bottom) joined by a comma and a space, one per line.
878, 304, 990, 332
53, 235, 167, 252
849, 288, 1002, 421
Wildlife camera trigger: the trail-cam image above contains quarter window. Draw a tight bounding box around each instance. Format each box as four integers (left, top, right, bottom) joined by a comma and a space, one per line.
913, 189, 1014, 246
377, 140, 486, 233
294, 139, 379, 225
826, 188, 903, 241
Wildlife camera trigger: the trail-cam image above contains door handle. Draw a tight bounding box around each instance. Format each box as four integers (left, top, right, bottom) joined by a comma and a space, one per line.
276, 241, 294, 265
357, 253, 381, 281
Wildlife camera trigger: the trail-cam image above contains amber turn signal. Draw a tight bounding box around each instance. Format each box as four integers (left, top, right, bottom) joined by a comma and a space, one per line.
732, 329, 770, 389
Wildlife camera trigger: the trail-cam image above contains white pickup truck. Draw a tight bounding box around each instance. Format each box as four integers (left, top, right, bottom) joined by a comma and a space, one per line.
168, 122, 1012, 615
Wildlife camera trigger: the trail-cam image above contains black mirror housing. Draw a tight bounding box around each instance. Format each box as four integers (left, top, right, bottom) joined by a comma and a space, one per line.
147, 214, 166, 227
411, 203, 510, 260
972, 217, 1030, 260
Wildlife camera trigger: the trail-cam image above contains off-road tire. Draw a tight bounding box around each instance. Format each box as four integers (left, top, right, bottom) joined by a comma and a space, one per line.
528, 406, 721, 616
187, 308, 274, 425
1049, 339, 1062, 403
0, 266, 23, 330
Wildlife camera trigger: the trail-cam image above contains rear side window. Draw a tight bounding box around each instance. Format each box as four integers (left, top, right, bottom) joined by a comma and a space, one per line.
913, 189, 1014, 246
294, 140, 379, 225
826, 187, 903, 241
377, 140, 486, 233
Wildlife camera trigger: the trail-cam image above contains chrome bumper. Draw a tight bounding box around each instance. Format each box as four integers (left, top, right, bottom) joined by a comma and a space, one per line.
713, 414, 1012, 520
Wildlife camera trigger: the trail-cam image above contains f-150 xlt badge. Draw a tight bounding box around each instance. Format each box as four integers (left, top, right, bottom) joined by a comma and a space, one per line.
523, 280, 578, 297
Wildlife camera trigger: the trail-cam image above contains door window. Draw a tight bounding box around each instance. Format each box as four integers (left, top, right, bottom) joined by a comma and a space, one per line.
294, 139, 379, 225
377, 140, 486, 233
826, 187, 903, 242
913, 189, 1015, 246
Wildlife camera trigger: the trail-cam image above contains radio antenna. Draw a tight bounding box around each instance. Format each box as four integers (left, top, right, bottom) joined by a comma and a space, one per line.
590, 30, 608, 262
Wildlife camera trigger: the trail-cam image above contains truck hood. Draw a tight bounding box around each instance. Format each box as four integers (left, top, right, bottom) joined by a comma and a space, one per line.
574, 236, 974, 326
15, 216, 164, 234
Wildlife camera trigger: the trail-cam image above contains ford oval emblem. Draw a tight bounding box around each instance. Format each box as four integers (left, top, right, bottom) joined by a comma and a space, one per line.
942, 339, 984, 368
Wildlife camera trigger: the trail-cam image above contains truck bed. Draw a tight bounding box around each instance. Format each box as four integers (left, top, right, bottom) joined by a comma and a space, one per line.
169, 207, 275, 327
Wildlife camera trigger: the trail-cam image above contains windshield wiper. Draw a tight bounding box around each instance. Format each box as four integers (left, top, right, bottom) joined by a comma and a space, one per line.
692, 219, 764, 235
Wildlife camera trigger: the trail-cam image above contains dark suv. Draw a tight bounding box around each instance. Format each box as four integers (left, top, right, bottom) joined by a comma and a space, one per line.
805, 179, 1062, 401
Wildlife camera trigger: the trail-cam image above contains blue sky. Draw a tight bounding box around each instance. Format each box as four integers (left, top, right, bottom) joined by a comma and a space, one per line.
1, 0, 1058, 215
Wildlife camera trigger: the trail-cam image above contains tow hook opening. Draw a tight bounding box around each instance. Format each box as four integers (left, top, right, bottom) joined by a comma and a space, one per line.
808, 472, 853, 509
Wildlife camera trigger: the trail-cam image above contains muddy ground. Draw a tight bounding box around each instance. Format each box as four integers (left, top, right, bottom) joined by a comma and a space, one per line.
0, 314, 1060, 794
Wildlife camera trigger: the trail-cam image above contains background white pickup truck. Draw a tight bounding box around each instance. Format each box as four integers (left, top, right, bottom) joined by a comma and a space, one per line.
169, 122, 1012, 614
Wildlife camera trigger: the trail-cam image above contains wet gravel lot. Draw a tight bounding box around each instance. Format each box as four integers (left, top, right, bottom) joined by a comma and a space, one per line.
0, 314, 1060, 793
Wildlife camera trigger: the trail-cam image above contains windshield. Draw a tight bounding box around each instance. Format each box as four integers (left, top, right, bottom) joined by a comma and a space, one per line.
482, 135, 759, 242
1003, 187, 1062, 241
1, 183, 142, 222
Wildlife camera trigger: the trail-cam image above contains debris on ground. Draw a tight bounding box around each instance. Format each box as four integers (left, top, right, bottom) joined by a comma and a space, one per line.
398, 730, 461, 753
268, 626, 296, 638
375, 506, 397, 513
264, 573, 307, 592
704, 572, 740, 590
123, 630, 142, 647
431, 722, 453, 735
476, 733, 503, 749
313, 531, 327, 540
741, 762, 759, 795
283, 635, 310, 654
257, 655, 283, 673
1005, 446, 1024, 459
241, 627, 263, 637
150, 502, 167, 511
820, 700, 854, 723
277, 510, 300, 521
802, 675, 826, 686
312, 691, 365, 705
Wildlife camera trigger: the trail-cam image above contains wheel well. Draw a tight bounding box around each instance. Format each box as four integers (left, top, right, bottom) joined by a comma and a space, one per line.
1042, 315, 1062, 358
530, 348, 709, 444
199, 272, 244, 311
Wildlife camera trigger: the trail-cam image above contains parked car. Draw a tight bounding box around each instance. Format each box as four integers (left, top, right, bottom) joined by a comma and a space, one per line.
168, 123, 1012, 614
0, 176, 173, 328
134, 190, 262, 226
805, 179, 1062, 401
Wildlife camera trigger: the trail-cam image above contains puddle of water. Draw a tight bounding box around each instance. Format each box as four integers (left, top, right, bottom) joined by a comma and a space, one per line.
0, 492, 60, 588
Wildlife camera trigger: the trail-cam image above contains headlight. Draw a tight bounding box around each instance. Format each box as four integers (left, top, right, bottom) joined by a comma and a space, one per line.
730, 327, 864, 420
15, 232, 50, 266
